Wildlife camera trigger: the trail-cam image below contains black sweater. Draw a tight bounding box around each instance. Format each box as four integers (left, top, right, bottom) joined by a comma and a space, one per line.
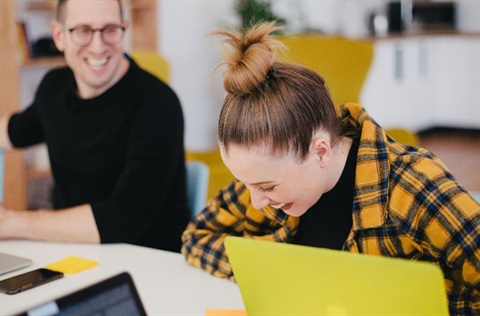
8, 59, 189, 252
292, 137, 359, 250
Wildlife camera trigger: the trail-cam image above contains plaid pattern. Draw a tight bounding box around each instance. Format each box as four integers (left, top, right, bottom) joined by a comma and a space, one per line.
182, 103, 480, 315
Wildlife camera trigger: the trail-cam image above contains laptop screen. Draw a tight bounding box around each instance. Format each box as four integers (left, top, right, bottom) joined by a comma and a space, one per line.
224, 236, 449, 316
17, 272, 147, 316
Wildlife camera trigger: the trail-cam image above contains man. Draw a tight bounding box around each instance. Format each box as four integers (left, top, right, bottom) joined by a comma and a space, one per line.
0, 0, 189, 252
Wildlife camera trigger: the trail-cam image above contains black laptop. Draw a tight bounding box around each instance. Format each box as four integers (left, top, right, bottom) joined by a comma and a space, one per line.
16, 272, 147, 316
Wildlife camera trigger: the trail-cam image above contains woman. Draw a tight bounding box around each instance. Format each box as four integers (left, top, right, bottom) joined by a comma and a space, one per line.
182, 22, 480, 315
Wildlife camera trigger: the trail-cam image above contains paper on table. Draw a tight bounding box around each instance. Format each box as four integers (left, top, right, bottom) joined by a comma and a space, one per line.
45, 256, 98, 274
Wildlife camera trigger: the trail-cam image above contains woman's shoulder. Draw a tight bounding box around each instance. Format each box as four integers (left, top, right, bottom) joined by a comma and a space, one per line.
389, 144, 451, 182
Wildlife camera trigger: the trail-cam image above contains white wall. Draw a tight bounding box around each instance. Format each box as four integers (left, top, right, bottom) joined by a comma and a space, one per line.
159, 0, 386, 151
274, 1, 382, 37
18, 1, 480, 152
159, 0, 236, 151
159, 0, 480, 151
456, 1, 480, 32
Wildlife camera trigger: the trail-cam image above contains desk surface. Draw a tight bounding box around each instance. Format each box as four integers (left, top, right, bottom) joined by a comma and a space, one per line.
0, 240, 244, 315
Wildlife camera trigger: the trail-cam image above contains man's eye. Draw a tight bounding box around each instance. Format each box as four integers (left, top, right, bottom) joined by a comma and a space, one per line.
103, 26, 118, 34
77, 27, 92, 35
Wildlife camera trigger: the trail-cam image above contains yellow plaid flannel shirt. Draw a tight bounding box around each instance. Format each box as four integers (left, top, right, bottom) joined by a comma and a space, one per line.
181, 103, 480, 315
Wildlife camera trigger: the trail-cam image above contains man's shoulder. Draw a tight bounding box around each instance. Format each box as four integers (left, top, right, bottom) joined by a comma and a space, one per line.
126, 65, 180, 106
43, 66, 72, 81
129, 64, 173, 93
35, 66, 73, 96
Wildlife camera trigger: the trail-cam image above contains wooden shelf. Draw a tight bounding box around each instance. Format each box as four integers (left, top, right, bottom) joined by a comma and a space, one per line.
21, 56, 66, 69
26, 167, 51, 180
25, 1, 56, 12
1, 0, 158, 209
128, 0, 157, 10
129, 1, 158, 51
1, 1, 28, 210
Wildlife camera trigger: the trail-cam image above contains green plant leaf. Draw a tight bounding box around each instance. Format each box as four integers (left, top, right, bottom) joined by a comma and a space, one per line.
234, 0, 287, 32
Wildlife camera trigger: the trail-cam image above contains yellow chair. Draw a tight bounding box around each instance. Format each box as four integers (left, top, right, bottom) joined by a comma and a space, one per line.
278, 35, 374, 107
186, 150, 234, 200
385, 128, 420, 147
129, 50, 170, 84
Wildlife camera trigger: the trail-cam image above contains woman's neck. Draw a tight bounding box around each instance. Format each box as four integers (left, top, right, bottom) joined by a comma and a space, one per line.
326, 137, 353, 192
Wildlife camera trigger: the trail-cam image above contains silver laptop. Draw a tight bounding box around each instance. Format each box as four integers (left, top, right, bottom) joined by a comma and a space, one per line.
0, 252, 33, 276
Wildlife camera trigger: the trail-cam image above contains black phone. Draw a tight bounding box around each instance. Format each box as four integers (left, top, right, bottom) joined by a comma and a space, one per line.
0, 268, 64, 295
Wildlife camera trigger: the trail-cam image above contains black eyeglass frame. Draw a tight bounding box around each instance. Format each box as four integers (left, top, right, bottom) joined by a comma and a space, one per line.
60, 23, 126, 47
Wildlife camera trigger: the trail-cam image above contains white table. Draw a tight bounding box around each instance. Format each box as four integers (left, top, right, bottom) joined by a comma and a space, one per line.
0, 240, 244, 315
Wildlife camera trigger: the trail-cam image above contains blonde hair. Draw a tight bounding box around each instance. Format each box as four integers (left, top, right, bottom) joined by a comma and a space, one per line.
215, 22, 347, 161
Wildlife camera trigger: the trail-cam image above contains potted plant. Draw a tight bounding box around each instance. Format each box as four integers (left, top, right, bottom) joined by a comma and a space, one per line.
234, 0, 287, 32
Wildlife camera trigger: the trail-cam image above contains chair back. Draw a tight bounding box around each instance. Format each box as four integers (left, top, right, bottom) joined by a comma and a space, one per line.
278, 35, 374, 107
129, 50, 170, 84
186, 160, 209, 217
385, 128, 420, 147
186, 150, 234, 200
0, 150, 4, 203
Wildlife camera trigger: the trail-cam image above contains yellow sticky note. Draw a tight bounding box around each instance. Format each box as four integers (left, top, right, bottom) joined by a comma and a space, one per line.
205, 310, 247, 316
46, 256, 98, 274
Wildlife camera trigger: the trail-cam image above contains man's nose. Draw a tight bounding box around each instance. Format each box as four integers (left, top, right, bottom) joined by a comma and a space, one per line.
88, 31, 106, 50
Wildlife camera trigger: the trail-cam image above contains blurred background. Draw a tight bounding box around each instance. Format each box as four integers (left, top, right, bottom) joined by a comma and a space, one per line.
3, 0, 480, 209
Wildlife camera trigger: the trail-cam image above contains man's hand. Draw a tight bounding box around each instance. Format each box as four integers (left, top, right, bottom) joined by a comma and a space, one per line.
0, 204, 20, 239
0, 114, 14, 150
0, 204, 100, 243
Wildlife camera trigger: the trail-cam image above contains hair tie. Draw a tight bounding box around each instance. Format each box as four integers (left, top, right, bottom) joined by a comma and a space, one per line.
266, 67, 275, 80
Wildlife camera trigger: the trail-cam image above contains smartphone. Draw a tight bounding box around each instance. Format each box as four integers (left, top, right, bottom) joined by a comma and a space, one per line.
0, 268, 64, 295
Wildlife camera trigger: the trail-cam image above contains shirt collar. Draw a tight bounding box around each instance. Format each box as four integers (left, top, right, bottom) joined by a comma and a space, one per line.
339, 103, 391, 230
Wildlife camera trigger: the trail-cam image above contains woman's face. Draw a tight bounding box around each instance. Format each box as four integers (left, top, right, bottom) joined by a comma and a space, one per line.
220, 141, 331, 217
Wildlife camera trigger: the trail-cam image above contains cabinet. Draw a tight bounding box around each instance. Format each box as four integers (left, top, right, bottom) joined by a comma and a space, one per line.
361, 37, 433, 131
1, 0, 158, 209
427, 37, 480, 127
361, 34, 480, 131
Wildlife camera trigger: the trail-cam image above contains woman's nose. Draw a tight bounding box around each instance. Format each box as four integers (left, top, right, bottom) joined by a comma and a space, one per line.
249, 189, 270, 210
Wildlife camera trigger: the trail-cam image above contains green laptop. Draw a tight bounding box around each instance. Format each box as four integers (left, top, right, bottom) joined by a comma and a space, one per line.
224, 236, 449, 315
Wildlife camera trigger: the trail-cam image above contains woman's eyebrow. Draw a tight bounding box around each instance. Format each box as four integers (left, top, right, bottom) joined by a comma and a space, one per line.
235, 178, 276, 186
246, 180, 276, 186
250, 180, 275, 185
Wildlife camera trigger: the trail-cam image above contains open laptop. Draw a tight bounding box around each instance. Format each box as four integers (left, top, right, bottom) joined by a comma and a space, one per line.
0, 252, 33, 276
224, 236, 449, 315
16, 272, 147, 316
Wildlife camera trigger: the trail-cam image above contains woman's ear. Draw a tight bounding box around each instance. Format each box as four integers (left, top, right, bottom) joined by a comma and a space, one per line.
311, 136, 332, 167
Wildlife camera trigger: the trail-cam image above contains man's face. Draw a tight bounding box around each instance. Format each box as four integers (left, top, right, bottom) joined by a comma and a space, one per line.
51, 0, 129, 98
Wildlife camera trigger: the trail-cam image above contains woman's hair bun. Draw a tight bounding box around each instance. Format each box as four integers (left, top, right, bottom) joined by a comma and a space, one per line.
213, 21, 285, 95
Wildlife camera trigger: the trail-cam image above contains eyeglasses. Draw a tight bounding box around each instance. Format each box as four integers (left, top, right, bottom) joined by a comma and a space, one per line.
62, 23, 126, 46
